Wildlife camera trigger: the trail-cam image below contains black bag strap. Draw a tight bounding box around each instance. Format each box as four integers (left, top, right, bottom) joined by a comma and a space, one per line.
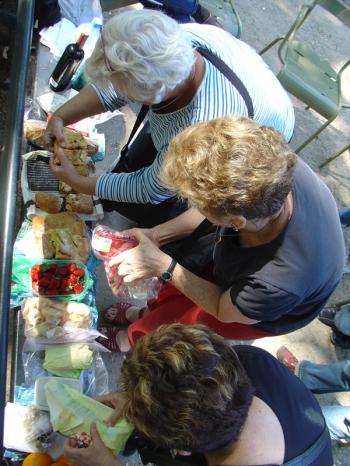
120, 45, 254, 158
120, 104, 149, 157
196, 46, 254, 119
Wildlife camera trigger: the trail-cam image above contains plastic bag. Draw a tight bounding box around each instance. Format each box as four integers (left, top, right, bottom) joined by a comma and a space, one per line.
45, 380, 133, 454
21, 297, 102, 346
92, 225, 161, 302
23, 350, 110, 395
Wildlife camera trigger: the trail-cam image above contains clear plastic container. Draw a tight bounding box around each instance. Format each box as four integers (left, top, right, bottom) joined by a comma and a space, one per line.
30, 259, 89, 298
34, 376, 82, 411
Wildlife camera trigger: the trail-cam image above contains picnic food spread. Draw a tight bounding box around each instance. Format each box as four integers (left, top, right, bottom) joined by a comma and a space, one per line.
23, 120, 101, 219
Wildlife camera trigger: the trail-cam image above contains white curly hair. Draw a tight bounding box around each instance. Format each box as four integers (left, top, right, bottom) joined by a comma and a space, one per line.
85, 9, 195, 104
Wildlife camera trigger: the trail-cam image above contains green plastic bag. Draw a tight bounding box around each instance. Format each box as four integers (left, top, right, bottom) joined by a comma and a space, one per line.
45, 381, 133, 454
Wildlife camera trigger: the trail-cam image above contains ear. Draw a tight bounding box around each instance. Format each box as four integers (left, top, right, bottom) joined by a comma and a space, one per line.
231, 215, 247, 229
177, 450, 192, 456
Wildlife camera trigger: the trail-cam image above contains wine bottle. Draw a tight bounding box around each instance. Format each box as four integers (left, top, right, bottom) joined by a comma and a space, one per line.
49, 33, 88, 92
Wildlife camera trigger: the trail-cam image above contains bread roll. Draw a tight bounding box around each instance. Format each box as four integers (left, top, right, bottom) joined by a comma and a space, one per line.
65, 194, 94, 215
35, 192, 62, 213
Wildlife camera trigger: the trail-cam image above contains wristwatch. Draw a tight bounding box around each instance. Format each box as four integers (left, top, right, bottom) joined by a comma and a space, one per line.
160, 258, 177, 283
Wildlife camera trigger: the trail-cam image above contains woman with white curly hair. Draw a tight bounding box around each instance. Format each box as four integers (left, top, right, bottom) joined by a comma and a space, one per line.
44, 8, 295, 227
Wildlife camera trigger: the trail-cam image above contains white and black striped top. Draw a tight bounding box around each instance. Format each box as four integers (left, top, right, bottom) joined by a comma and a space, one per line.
93, 23, 295, 204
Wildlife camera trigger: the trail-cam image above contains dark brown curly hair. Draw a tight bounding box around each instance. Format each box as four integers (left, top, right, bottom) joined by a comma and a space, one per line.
120, 324, 254, 452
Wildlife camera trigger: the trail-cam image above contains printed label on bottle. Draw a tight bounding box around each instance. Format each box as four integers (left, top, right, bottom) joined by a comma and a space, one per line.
92, 235, 112, 253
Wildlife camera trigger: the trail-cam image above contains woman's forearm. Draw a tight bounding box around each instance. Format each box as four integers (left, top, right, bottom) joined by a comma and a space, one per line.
170, 263, 258, 324
53, 85, 105, 126
151, 208, 206, 246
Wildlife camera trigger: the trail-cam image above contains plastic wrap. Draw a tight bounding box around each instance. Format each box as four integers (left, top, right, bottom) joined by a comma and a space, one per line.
21, 296, 104, 347
92, 225, 161, 302
22, 349, 110, 396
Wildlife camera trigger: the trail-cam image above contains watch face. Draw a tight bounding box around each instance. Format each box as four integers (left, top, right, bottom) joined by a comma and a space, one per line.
161, 271, 172, 282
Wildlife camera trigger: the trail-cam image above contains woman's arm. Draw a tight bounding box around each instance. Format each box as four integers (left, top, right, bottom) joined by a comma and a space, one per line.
113, 230, 259, 324
150, 208, 206, 246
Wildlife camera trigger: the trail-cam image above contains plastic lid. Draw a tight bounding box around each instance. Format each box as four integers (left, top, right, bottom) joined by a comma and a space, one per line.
34, 376, 82, 410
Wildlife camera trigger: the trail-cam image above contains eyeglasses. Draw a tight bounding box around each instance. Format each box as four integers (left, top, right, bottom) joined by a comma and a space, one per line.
100, 29, 114, 73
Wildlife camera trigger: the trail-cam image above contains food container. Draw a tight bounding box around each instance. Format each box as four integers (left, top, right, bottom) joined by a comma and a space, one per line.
30, 259, 89, 298
34, 376, 82, 411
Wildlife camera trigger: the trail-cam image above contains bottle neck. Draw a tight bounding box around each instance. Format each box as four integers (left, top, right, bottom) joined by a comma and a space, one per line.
76, 33, 88, 48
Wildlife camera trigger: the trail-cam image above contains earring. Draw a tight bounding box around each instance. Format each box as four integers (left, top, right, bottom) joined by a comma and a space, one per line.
231, 223, 238, 232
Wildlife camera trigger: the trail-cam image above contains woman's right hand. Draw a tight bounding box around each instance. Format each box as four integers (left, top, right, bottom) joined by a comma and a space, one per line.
43, 114, 66, 151
95, 391, 126, 426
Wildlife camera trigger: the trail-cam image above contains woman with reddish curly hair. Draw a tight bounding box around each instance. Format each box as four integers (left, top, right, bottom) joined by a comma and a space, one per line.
96, 115, 344, 352
64, 324, 333, 466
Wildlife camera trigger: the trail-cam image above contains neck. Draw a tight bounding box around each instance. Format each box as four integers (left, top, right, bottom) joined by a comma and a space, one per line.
152, 52, 205, 113
205, 397, 285, 466
240, 193, 293, 247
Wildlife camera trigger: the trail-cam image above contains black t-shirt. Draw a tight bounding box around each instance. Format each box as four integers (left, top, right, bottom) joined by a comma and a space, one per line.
235, 345, 333, 465
213, 158, 345, 334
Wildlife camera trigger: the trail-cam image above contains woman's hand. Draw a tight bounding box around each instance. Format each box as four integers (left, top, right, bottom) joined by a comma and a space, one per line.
121, 227, 160, 247
43, 115, 66, 152
64, 423, 120, 466
95, 392, 126, 426
110, 229, 171, 282
49, 148, 80, 187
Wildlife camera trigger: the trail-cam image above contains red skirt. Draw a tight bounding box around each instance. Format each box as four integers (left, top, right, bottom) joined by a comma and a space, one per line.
128, 283, 273, 345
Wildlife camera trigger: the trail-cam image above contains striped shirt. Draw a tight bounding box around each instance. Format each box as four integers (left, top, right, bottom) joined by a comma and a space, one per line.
94, 24, 295, 204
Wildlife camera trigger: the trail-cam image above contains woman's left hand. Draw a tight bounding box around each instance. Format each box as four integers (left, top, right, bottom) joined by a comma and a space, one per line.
64, 423, 120, 466
110, 229, 171, 282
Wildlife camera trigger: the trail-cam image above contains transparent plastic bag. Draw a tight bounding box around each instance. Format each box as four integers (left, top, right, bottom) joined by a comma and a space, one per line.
92, 225, 161, 301
23, 349, 109, 396
21, 297, 103, 347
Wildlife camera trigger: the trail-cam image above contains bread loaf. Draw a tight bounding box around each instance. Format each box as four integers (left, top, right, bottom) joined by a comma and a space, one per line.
24, 119, 98, 155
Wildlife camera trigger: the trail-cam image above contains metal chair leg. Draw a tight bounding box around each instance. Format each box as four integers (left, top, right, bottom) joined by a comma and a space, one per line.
295, 116, 336, 153
259, 36, 284, 55
319, 143, 350, 169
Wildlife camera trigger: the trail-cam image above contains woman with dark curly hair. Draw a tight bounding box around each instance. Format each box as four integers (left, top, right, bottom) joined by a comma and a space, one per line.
64, 324, 333, 466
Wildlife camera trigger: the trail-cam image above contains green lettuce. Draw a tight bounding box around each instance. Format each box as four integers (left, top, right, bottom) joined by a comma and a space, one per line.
45, 380, 133, 454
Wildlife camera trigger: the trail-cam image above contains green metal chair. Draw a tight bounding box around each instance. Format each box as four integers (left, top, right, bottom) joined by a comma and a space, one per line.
260, 0, 350, 165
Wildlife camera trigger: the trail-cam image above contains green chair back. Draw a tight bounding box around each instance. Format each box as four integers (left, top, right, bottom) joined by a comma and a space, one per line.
317, 0, 350, 27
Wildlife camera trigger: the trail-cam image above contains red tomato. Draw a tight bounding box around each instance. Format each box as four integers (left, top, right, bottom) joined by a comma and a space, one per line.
73, 268, 85, 277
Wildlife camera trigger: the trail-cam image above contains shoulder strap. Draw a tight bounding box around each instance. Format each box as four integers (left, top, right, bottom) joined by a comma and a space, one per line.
196, 46, 254, 119
120, 104, 149, 157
